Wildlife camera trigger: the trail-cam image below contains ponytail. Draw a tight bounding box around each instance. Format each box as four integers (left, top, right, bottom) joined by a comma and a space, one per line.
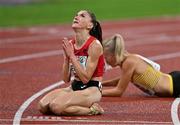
114, 34, 125, 63
89, 21, 102, 43
103, 34, 125, 64
87, 11, 102, 43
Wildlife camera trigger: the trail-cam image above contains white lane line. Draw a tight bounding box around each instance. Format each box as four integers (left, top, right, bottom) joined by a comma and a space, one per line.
0, 34, 72, 44
0, 50, 63, 64
1, 50, 180, 65
149, 51, 180, 61
126, 35, 180, 47
1, 23, 180, 44
104, 23, 180, 35
12, 51, 180, 125
171, 98, 180, 125
13, 81, 64, 125
22, 117, 173, 124
1, 34, 180, 53
4, 116, 171, 125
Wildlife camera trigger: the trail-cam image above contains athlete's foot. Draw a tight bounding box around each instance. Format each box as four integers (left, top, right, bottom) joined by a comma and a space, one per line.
90, 103, 104, 115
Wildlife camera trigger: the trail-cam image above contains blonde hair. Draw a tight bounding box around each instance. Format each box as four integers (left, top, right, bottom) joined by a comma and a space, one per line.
103, 34, 125, 64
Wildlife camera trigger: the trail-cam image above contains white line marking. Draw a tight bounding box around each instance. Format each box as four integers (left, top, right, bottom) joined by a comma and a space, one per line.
171, 98, 180, 125
104, 23, 180, 35
149, 51, 180, 61
1, 34, 180, 48
0, 35, 59, 44
2, 117, 172, 124
13, 81, 64, 125
23, 117, 173, 124
0, 34, 72, 44
126, 35, 180, 47
1, 50, 180, 65
1, 23, 180, 44
0, 50, 63, 64
12, 51, 180, 125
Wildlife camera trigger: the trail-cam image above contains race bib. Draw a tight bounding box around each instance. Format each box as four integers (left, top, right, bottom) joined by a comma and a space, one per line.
70, 56, 88, 77
78, 56, 88, 69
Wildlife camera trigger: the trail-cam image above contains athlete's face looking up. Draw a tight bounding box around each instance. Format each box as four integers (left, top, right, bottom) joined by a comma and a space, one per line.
72, 10, 93, 30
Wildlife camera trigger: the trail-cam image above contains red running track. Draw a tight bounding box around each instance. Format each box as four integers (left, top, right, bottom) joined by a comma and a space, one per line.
0, 16, 180, 125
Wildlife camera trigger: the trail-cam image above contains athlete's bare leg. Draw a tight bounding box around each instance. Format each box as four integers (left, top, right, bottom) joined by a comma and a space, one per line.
38, 87, 72, 114
49, 87, 102, 115
61, 103, 104, 115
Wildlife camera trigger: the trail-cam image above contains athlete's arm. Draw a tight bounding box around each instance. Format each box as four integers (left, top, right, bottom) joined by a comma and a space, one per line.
63, 39, 103, 83
62, 55, 71, 83
102, 77, 120, 86
62, 39, 71, 83
102, 58, 135, 96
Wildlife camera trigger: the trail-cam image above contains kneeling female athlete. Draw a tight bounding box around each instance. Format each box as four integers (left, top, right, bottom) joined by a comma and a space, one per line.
38, 10, 105, 115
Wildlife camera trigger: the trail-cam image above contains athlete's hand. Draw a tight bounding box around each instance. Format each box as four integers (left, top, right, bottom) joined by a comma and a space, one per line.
62, 37, 75, 59
62, 38, 70, 60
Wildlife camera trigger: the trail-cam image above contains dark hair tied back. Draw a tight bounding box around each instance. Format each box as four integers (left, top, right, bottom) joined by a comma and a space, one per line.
87, 11, 102, 43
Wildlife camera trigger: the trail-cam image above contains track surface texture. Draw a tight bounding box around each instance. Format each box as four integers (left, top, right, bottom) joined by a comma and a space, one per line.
0, 16, 180, 125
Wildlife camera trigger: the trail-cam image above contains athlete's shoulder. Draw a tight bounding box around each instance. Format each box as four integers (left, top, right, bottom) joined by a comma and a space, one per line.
122, 55, 137, 70
90, 40, 103, 54
90, 38, 102, 49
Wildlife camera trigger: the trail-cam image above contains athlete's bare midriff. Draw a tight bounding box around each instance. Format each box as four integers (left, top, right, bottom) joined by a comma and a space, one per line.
154, 73, 172, 96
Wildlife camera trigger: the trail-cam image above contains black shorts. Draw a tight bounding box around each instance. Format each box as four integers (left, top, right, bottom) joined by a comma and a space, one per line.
169, 71, 180, 97
71, 80, 102, 92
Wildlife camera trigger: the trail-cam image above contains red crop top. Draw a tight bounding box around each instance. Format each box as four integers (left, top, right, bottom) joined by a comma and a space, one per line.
71, 36, 105, 78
